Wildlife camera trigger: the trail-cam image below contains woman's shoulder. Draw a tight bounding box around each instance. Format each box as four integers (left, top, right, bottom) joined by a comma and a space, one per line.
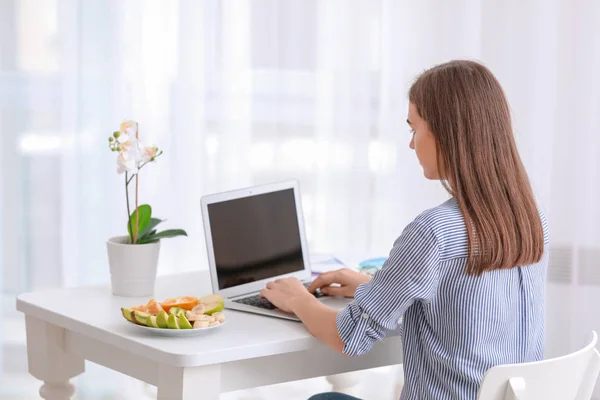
413, 197, 465, 233
410, 198, 468, 261
538, 207, 550, 245
409, 198, 550, 261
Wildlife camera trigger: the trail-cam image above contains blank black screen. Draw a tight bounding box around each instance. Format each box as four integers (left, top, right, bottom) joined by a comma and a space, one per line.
207, 189, 305, 289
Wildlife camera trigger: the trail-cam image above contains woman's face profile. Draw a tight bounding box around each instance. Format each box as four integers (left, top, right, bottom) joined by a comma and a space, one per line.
407, 102, 440, 180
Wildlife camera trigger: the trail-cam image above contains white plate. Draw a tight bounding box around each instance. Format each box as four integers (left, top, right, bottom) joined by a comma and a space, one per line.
127, 320, 226, 337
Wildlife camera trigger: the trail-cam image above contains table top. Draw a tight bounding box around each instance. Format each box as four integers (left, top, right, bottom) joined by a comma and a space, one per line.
16, 270, 338, 367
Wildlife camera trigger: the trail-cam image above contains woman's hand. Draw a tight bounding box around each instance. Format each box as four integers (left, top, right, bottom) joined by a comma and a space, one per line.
261, 277, 346, 354
260, 278, 315, 313
308, 268, 372, 298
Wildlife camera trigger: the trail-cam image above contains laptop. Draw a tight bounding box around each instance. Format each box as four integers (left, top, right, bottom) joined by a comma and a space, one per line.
200, 180, 351, 321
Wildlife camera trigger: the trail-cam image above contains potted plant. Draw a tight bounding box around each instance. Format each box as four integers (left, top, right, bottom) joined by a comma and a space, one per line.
106, 121, 187, 297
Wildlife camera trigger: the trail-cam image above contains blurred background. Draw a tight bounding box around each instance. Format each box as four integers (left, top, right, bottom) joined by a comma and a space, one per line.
1, 0, 599, 398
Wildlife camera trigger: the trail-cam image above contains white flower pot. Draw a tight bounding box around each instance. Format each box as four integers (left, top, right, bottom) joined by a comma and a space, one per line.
106, 235, 160, 297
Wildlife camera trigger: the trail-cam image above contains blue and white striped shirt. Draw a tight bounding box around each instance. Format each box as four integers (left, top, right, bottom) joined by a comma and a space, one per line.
336, 197, 549, 400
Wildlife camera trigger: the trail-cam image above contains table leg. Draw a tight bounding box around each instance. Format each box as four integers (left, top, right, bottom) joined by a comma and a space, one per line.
25, 316, 85, 400
157, 364, 222, 400
326, 372, 361, 395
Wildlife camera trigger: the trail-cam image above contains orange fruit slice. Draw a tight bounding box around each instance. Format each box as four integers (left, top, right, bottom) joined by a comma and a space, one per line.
161, 296, 199, 314
145, 299, 164, 316
161, 298, 178, 313
131, 304, 146, 312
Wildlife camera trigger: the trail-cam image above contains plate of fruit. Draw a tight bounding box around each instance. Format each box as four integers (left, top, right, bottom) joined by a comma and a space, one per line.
121, 294, 226, 337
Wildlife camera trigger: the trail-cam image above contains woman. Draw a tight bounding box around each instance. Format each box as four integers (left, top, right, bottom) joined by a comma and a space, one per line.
260, 60, 549, 400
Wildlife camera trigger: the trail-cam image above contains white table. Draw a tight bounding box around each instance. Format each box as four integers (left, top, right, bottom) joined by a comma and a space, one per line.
17, 271, 404, 400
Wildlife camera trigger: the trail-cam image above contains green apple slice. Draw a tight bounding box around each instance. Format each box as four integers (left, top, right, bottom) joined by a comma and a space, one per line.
146, 316, 159, 328
198, 294, 225, 315
169, 307, 186, 317
121, 308, 134, 323
167, 314, 180, 329
133, 311, 150, 326
178, 314, 193, 329
156, 310, 169, 328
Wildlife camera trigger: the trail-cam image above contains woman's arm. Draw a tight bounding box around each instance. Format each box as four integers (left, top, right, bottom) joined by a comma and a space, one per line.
290, 295, 345, 354
260, 279, 345, 353
262, 220, 441, 357
261, 269, 373, 354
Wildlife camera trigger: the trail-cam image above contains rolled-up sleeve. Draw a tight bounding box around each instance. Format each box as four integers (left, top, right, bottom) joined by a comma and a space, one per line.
336, 219, 440, 356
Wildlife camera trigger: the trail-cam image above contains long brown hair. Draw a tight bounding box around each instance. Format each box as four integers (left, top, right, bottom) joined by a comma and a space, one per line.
409, 60, 544, 275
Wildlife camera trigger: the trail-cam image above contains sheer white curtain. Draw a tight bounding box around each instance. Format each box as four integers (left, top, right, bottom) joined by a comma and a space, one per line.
1, 0, 599, 398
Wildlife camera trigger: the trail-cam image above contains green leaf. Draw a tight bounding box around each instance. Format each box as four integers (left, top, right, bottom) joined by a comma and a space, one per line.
139, 218, 162, 239
137, 237, 160, 244
139, 229, 156, 241
128, 204, 152, 241
139, 229, 188, 243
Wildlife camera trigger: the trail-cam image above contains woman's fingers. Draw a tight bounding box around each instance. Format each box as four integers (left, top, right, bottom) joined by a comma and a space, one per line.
266, 281, 277, 290
308, 271, 335, 293
320, 285, 350, 297
308, 270, 343, 292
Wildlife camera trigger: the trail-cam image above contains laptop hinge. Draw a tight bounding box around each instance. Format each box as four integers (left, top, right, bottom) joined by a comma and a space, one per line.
229, 291, 261, 300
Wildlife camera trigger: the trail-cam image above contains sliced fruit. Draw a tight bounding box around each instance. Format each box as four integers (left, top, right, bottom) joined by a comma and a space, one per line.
146, 316, 159, 328
186, 310, 199, 321
167, 314, 180, 329
212, 312, 226, 323
156, 310, 169, 328
123, 296, 225, 328
178, 314, 193, 329
186, 311, 211, 321
193, 320, 210, 329
168, 307, 186, 317
178, 296, 199, 309
145, 299, 164, 316
133, 311, 150, 326
122, 308, 134, 323
191, 303, 206, 315
161, 298, 177, 314
198, 294, 225, 315
161, 296, 199, 314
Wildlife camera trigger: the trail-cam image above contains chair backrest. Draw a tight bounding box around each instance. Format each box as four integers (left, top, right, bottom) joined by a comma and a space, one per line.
478, 331, 600, 400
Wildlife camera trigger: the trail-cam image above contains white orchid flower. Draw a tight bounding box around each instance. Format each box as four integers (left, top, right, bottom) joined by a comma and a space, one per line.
129, 141, 144, 162
118, 138, 135, 152
115, 121, 138, 147
116, 150, 138, 174
110, 120, 161, 175
141, 144, 159, 163
119, 120, 137, 137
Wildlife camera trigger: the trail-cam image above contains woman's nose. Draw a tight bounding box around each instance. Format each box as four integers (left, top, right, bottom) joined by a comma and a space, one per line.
409, 136, 415, 150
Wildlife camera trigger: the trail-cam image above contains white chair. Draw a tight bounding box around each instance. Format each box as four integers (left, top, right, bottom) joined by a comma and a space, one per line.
478, 331, 600, 400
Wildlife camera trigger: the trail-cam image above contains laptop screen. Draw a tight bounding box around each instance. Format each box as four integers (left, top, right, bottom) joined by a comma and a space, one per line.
207, 188, 305, 290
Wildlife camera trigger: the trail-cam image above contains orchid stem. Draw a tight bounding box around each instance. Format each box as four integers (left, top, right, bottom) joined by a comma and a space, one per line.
126, 152, 163, 186
134, 174, 139, 243
134, 123, 140, 244
125, 172, 134, 244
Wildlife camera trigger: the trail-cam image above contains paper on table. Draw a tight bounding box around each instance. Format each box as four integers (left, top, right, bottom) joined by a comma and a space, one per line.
309, 253, 355, 275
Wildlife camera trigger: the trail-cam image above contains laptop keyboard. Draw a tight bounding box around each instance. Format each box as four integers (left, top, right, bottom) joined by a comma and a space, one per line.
234, 295, 278, 310
233, 282, 323, 310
